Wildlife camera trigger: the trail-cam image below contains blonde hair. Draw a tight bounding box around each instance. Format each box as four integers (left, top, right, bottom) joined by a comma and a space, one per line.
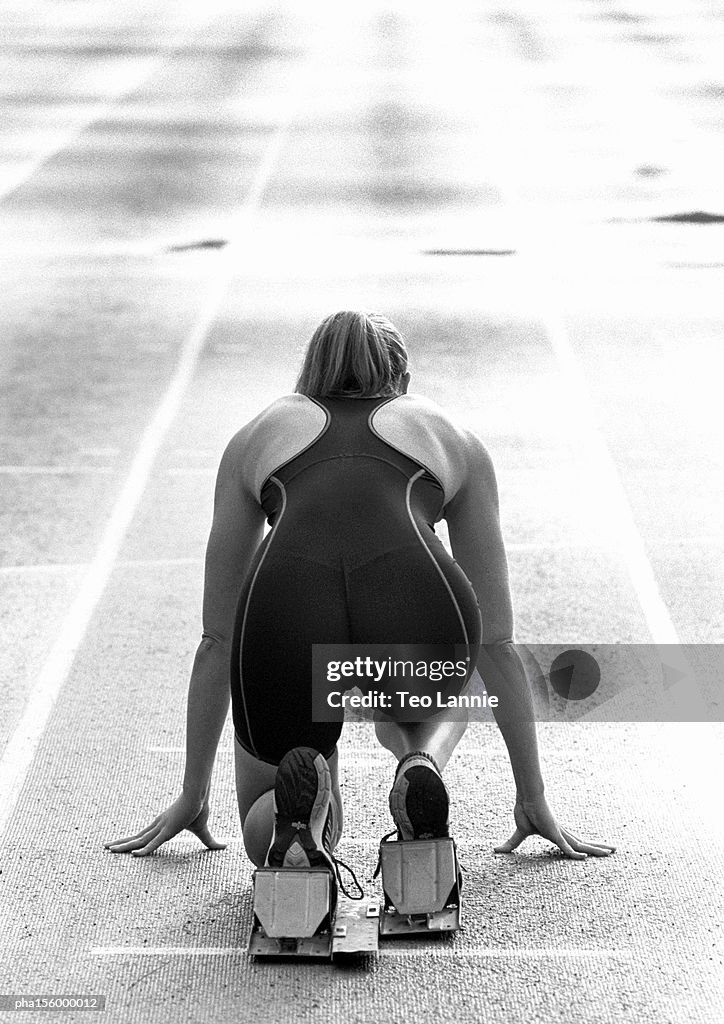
295, 311, 408, 398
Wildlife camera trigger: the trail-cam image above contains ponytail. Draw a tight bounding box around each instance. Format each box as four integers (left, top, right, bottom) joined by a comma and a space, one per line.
295, 311, 408, 398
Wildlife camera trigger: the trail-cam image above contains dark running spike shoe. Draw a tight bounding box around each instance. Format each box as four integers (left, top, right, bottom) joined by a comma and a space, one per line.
266, 747, 334, 872
266, 746, 364, 901
389, 750, 450, 841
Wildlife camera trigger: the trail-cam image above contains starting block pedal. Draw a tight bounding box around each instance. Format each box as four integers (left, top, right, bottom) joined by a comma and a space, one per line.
248, 868, 379, 959
378, 837, 461, 936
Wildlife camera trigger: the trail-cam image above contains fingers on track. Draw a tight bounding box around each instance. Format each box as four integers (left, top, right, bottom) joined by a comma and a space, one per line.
561, 827, 616, 856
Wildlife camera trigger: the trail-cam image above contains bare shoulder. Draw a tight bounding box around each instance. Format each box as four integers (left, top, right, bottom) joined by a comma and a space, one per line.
232, 394, 321, 438
220, 395, 327, 500
372, 393, 490, 504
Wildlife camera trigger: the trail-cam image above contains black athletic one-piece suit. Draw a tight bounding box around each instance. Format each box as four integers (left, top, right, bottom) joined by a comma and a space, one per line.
230, 396, 483, 765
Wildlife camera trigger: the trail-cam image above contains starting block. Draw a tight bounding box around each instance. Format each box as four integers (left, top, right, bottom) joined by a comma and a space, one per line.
378, 837, 461, 936
248, 868, 379, 958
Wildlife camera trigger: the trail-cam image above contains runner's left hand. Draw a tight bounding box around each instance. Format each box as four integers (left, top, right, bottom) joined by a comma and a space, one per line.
494, 794, 616, 859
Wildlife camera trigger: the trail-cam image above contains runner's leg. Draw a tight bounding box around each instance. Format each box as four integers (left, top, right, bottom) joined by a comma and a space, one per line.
234, 737, 342, 866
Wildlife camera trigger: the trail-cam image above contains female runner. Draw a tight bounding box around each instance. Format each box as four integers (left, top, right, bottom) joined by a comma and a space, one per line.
105, 311, 614, 880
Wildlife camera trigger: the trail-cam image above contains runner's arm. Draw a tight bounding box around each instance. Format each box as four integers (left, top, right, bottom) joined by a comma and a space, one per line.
182, 432, 266, 801
444, 432, 545, 799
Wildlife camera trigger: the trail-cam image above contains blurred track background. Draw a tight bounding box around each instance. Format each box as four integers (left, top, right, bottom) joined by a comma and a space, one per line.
0, 1, 722, 1021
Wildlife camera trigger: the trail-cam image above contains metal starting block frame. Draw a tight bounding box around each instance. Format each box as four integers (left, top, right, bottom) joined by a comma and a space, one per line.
378, 837, 461, 936
248, 838, 460, 957
248, 868, 380, 959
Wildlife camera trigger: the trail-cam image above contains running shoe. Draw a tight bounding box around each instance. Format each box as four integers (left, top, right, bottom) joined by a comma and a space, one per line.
266, 746, 334, 872
388, 750, 450, 840
377, 751, 463, 896
266, 746, 363, 900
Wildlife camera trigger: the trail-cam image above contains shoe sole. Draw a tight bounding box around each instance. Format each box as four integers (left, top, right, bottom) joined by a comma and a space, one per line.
389, 759, 450, 841
267, 747, 333, 870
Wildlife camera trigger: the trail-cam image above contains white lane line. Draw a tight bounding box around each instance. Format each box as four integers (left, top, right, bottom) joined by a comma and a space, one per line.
92, 948, 241, 956
525, 315, 682, 643
90, 946, 632, 958
539, 311, 682, 645
130, 836, 386, 848
0, 41, 312, 845
147, 746, 234, 754
147, 746, 388, 764
0, 0, 233, 204
443, 8, 683, 646
478, 5, 712, 716
139, 838, 368, 852
375, 948, 633, 958
0, 57, 157, 202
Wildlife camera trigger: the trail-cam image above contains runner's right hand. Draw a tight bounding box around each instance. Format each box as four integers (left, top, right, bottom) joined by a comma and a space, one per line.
494, 793, 616, 859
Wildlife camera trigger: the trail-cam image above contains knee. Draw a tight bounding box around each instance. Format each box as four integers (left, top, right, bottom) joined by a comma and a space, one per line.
375, 715, 406, 742
241, 790, 274, 867
374, 717, 390, 745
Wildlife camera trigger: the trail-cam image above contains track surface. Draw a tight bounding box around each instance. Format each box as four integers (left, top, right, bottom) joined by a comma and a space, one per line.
1, 2, 722, 1022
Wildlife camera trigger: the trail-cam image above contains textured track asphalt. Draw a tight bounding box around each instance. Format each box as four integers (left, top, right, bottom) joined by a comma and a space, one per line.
1, 2, 722, 1022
